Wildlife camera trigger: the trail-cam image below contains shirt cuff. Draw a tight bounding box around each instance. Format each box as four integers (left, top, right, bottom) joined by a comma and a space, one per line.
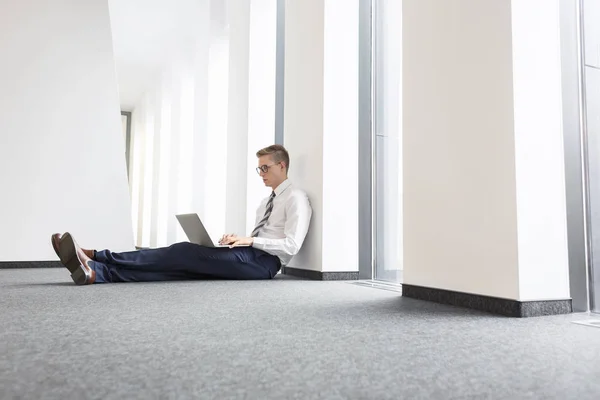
252, 237, 266, 249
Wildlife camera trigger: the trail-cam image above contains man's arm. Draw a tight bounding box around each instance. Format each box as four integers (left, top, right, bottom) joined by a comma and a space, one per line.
251, 192, 312, 256
219, 198, 266, 246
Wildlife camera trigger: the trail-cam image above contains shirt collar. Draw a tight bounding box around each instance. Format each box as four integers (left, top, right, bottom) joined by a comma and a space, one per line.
273, 179, 291, 197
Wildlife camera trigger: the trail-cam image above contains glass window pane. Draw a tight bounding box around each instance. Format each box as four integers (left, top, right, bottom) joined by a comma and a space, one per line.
373, 0, 402, 283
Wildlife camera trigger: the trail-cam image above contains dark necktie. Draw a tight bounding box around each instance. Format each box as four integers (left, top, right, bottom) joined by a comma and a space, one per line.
251, 192, 275, 237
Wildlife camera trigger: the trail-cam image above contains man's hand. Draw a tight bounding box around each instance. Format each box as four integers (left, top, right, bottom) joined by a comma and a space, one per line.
219, 234, 237, 245
218, 234, 253, 247
229, 237, 254, 248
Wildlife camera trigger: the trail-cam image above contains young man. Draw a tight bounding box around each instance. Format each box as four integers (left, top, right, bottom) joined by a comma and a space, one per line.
51, 145, 312, 285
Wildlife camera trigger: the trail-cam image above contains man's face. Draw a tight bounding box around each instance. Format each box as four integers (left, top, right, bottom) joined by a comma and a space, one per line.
257, 155, 285, 188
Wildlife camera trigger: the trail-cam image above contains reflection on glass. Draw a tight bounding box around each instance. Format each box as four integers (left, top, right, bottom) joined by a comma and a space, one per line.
372, 0, 402, 283
581, 0, 600, 312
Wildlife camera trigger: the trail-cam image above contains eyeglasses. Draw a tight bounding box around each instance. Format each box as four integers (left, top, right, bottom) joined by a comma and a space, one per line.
256, 163, 281, 175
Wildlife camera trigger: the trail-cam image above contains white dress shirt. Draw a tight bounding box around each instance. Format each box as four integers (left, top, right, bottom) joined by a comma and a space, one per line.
251, 179, 312, 266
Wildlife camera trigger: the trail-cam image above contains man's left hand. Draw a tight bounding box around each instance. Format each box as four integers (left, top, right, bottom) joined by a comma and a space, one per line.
229, 237, 254, 248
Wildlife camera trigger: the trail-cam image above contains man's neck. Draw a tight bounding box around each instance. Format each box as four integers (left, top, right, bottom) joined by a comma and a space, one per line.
270, 178, 288, 192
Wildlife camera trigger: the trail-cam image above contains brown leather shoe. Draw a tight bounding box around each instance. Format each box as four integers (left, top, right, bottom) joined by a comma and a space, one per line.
58, 232, 96, 285
51, 233, 61, 259
51, 233, 95, 261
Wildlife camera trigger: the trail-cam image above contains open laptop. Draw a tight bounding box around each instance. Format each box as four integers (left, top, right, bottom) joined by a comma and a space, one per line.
175, 213, 249, 248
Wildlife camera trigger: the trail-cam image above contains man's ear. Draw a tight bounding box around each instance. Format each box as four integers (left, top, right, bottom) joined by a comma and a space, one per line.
280, 162, 287, 171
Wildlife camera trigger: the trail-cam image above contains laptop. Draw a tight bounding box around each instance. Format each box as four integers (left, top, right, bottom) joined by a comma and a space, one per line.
175, 213, 249, 248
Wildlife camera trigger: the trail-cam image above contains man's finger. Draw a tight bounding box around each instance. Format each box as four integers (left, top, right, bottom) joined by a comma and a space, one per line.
230, 239, 244, 248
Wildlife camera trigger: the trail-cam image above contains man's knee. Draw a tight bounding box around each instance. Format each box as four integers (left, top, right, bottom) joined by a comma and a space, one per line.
170, 242, 212, 259
170, 242, 198, 252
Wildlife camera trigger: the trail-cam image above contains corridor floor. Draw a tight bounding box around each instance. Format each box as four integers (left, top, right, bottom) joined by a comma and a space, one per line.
1, 268, 600, 399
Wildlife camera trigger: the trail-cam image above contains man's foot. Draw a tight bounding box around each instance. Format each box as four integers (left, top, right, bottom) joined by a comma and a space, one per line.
51, 233, 95, 261
58, 232, 96, 285
51, 233, 61, 259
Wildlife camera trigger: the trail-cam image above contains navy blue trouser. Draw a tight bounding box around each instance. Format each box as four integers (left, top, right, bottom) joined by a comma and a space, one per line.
87, 242, 281, 283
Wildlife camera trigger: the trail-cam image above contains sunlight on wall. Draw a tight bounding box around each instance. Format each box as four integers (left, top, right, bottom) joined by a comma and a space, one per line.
141, 110, 154, 248
204, 37, 229, 239
129, 110, 142, 246
178, 71, 195, 242
156, 80, 172, 248
246, 0, 278, 233
126, 0, 277, 247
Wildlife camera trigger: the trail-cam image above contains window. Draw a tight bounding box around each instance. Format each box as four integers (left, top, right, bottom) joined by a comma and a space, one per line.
372, 0, 402, 283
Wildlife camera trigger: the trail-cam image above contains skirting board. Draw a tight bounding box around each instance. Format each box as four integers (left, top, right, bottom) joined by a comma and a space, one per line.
0, 261, 63, 269
281, 266, 359, 281
402, 284, 573, 318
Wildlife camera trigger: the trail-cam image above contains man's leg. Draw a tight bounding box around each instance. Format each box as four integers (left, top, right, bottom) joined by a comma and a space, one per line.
90, 242, 281, 283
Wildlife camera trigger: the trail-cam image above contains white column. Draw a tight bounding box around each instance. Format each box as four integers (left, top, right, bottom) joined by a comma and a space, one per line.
129, 106, 143, 247
140, 94, 156, 248
321, 0, 359, 272
225, 0, 251, 236
511, 0, 569, 300
190, 0, 211, 243
166, 62, 184, 245
284, 0, 359, 273
149, 82, 163, 248
202, 0, 230, 239
156, 69, 173, 248
177, 63, 196, 239
402, 0, 569, 301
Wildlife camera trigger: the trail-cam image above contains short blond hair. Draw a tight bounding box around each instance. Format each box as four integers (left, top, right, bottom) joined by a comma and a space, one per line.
256, 144, 290, 172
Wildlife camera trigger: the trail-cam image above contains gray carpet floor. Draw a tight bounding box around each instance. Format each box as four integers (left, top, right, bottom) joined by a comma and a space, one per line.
2, 269, 600, 400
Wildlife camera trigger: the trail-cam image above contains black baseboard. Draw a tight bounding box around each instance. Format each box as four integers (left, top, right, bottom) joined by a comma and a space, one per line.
402, 284, 572, 318
281, 266, 359, 281
0, 261, 63, 269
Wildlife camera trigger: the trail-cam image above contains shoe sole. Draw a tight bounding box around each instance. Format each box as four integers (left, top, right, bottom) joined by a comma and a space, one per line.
59, 233, 94, 285
52, 233, 95, 262
51, 233, 61, 260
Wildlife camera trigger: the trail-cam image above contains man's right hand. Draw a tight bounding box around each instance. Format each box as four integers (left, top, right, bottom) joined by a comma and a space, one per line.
219, 234, 237, 245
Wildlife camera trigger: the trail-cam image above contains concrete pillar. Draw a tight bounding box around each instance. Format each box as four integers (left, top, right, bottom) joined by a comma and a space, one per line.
283, 0, 360, 278
402, 0, 570, 308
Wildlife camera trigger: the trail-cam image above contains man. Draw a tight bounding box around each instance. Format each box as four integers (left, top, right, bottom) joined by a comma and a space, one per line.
51, 145, 312, 285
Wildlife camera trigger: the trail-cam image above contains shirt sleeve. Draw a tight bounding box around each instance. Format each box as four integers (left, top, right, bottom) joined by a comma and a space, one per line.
252, 191, 312, 257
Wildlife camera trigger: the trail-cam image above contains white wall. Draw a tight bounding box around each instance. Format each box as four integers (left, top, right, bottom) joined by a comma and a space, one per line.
511, 0, 570, 301
0, 0, 134, 261
402, 0, 521, 299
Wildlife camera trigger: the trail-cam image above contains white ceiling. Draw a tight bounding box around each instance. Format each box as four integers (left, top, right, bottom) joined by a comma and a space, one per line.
108, 0, 202, 111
